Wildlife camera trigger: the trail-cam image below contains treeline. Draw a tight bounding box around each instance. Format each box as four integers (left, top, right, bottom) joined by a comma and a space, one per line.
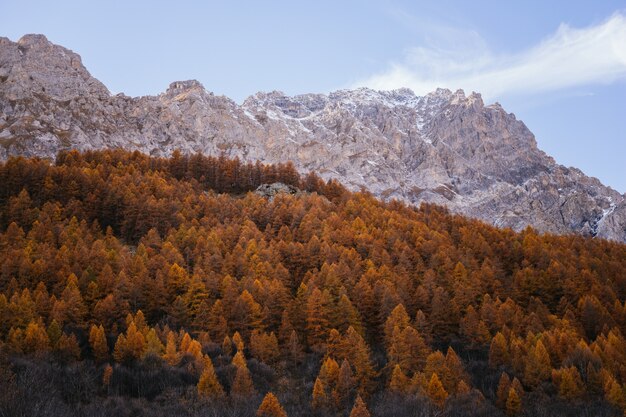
1, 150, 626, 417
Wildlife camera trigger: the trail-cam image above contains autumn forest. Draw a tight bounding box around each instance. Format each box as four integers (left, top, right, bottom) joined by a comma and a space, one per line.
1, 150, 626, 417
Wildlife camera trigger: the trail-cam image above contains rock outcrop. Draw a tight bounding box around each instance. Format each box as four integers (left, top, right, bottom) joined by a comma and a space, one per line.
255, 183, 302, 200
1, 34, 625, 241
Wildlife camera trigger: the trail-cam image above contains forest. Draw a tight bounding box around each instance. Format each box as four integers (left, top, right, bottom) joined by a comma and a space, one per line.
1, 149, 626, 417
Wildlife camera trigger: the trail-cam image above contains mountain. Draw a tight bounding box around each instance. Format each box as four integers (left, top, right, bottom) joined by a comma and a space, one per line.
1, 34, 625, 241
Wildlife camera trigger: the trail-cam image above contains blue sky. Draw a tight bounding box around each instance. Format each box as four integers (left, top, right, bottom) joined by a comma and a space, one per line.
2, 0, 625, 192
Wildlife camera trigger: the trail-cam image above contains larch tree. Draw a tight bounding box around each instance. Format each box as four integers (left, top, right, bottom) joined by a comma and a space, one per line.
257, 392, 288, 417
505, 387, 521, 416
349, 395, 370, 417
312, 377, 328, 410
444, 347, 469, 394
89, 324, 109, 362
143, 328, 165, 359
552, 367, 584, 400
389, 365, 410, 395
427, 373, 448, 409
197, 355, 225, 399
22, 321, 49, 356
306, 287, 330, 352
383, 304, 410, 347
57, 332, 81, 360
332, 359, 355, 410
318, 357, 340, 389
489, 332, 510, 368
496, 372, 512, 408
46, 320, 62, 350
231, 365, 256, 398
604, 376, 625, 409
339, 326, 377, 396
523, 340, 551, 387
232, 350, 248, 369
163, 330, 180, 366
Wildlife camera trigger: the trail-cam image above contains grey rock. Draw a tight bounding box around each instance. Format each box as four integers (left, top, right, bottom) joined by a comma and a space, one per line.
254, 183, 301, 199
1, 34, 625, 242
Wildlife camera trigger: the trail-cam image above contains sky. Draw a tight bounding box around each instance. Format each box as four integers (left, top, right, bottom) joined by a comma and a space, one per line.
2, 0, 625, 192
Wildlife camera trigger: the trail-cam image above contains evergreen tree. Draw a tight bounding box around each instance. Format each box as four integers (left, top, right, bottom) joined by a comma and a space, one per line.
257, 392, 288, 417
197, 355, 225, 399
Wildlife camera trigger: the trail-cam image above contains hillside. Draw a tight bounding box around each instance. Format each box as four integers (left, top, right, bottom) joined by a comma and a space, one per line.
1, 150, 626, 416
1, 34, 625, 241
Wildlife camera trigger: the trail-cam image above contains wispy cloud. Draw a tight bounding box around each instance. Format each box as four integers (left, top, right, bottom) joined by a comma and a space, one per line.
355, 12, 626, 100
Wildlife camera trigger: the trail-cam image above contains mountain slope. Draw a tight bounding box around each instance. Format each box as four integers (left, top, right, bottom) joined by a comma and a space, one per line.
1, 34, 625, 241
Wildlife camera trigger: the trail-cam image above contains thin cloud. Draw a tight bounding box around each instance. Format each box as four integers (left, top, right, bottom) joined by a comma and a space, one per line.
355, 12, 626, 99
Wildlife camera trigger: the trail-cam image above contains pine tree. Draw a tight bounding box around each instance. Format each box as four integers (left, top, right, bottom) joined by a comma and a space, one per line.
489, 332, 509, 368
222, 334, 233, 356
496, 372, 512, 408
232, 331, 245, 352
505, 387, 521, 416
335, 294, 362, 335
59, 273, 87, 327
312, 377, 328, 410
143, 328, 165, 359
511, 377, 524, 398
349, 395, 370, 417
427, 373, 448, 408
307, 288, 330, 352
333, 359, 355, 410
410, 372, 428, 395
47, 319, 62, 349
124, 322, 145, 360
208, 300, 229, 342
552, 366, 584, 400
523, 340, 551, 387
257, 392, 288, 417
389, 365, 409, 395
22, 321, 50, 356
605, 377, 625, 409
250, 330, 279, 364
286, 330, 303, 365
231, 365, 256, 398
318, 357, 340, 388
383, 304, 410, 347
113, 334, 128, 363
232, 350, 248, 369
457, 380, 471, 395
424, 350, 446, 385
401, 326, 430, 373
460, 306, 491, 348
7, 327, 24, 354
57, 332, 81, 360
197, 355, 225, 399
444, 347, 469, 394
89, 324, 109, 362
163, 330, 180, 366
430, 287, 457, 341
339, 326, 377, 396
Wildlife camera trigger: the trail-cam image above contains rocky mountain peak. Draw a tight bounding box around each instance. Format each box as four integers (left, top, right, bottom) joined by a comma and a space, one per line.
0, 34, 109, 101
1, 34, 625, 242
165, 80, 207, 96
17, 34, 51, 47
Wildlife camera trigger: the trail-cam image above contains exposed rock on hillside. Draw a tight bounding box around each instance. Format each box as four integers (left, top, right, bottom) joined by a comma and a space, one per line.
255, 183, 302, 199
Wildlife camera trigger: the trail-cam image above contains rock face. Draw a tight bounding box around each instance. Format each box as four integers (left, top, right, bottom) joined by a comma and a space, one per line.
1, 34, 625, 241
255, 183, 302, 200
